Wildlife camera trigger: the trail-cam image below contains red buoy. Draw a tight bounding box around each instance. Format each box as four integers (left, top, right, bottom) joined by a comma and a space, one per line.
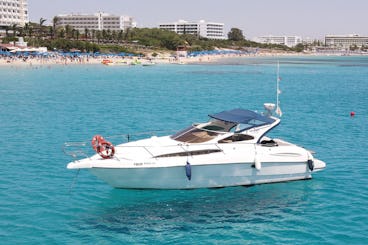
350, 111, 355, 117
91, 135, 115, 159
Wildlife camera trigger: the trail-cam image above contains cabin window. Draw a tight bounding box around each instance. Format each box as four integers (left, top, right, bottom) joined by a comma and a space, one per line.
156, 149, 222, 158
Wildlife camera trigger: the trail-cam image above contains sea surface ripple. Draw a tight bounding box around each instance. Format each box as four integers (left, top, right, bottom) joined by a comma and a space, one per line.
0, 56, 367, 244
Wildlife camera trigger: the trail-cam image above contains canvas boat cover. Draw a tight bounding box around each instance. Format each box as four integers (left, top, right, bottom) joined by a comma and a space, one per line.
209, 108, 275, 124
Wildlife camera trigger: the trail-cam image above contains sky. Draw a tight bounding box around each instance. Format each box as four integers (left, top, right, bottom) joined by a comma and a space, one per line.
28, 0, 368, 40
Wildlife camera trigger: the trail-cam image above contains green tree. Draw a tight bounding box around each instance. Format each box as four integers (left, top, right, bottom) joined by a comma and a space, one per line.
227, 28, 244, 41
127, 28, 184, 50
22, 23, 29, 37
11, 24, 18, 37
124, 28, 131, 41
39, 17, 47, 26
111, 30, 117, 43
182, 34, 199, 46
65, 25, 72, 39
106, 29, 112, 41
102, 30, 107, 42
48, 26, 53, 38
52, 17, 59, 39
96, 30, 102, 44
57, 27, 65, 38
26, 23, 33, 38
5, 26, 10, 37
350, 44, 358, 51
38, 18, 47, 38
294, 43, 305, 52
84, 28, 89, 40
91, 29, 96, 42
117, 30, 123, 43
75, 29, 80, 40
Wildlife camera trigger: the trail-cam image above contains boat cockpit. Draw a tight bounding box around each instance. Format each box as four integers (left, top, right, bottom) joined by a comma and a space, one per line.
171, 108, 277, 144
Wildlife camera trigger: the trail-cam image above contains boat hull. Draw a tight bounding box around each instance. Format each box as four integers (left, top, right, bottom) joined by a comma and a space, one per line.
89, 161, 313, 189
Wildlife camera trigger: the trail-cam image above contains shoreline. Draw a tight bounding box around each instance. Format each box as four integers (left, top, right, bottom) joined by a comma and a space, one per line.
0, 51, 366, 67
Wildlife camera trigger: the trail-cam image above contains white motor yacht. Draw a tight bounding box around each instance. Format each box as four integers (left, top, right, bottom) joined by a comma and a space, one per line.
65, 104, 326, 189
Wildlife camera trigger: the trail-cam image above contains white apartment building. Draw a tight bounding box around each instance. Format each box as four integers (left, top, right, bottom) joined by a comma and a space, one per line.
255, 35, 302, 47
55, 12, 136, 32
159, 20, 226, 40
325, 35, 368, 49
0, 0, 28, 27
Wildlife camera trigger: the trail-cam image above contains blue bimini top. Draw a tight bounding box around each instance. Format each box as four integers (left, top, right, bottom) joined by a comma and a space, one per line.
209, 108, 275, 125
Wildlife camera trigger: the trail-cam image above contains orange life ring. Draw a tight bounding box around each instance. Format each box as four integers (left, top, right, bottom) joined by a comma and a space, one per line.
91, 135, 115, 159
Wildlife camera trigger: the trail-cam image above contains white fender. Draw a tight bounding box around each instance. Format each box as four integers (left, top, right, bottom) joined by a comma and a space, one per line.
254, 156, 262, 170
306, 151, 315, 171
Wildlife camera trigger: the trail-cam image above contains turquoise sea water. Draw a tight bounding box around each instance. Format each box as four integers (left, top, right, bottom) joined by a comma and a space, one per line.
1, 56, 368, 244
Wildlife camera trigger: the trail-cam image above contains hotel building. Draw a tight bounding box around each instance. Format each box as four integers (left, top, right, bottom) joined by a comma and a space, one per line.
325, 35, 368, 49
255, 35, 302, 47
0, 0, 28, 27
159, 20, 226, 40
55, 12, 136, 32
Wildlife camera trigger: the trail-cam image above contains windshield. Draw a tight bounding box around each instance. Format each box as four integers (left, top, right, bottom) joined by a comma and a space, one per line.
171, 118, 236, 143
231, 118, 271, 132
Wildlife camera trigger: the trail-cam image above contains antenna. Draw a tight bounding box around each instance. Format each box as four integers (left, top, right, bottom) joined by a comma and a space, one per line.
275, 60, 282, 117
263, 61, 282, 117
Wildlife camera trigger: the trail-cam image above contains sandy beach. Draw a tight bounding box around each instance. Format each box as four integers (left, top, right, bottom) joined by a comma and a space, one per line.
0, 50, 343, 67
